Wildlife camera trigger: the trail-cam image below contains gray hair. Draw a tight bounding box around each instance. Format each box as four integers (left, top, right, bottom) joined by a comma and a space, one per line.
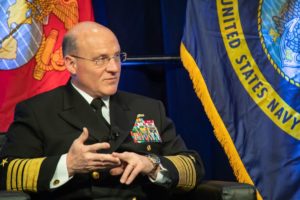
62, 34, 77, 57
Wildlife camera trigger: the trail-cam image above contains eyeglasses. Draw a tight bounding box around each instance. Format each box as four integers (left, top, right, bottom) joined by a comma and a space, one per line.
70, 52, 127, 67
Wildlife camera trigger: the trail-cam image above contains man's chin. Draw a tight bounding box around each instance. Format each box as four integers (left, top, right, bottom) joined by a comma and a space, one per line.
102, 87, 118, 96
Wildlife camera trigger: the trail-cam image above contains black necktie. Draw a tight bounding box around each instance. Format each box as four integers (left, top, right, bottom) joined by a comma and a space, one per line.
91, 98, 110, 127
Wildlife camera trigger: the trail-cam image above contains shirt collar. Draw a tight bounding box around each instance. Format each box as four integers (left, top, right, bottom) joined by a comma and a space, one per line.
71, 82, 110, 107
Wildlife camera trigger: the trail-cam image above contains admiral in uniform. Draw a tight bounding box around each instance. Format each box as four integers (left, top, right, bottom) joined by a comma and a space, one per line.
0, 22, 204, 199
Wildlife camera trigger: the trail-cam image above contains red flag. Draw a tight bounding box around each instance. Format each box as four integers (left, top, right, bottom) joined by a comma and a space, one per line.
0, 0, 94, 132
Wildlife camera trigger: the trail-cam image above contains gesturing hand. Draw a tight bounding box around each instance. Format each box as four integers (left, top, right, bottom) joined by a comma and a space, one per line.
66, 127, 121, 176
110, 152, 158, 185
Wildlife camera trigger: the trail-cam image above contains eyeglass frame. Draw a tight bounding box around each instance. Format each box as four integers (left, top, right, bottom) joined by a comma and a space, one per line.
70, 52, 127, 67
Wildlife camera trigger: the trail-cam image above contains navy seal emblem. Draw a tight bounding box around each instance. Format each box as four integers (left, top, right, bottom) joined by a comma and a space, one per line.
260, 0, 300, 85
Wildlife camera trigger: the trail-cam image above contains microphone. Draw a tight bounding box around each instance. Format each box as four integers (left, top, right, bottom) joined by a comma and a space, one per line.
109, 126, 120, 141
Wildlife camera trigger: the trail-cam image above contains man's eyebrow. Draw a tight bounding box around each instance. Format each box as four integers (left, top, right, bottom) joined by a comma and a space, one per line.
94, 54, 109, 59
94, 51, 121, 59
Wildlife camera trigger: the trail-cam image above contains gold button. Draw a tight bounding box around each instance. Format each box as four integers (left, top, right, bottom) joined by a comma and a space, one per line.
92, 171, 100, 180
146, 145, 151, 151
53, 179, 60, 186
132, 197, 137, 200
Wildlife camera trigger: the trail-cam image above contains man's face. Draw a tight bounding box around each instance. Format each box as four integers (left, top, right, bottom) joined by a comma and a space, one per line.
68, 28, 121, 98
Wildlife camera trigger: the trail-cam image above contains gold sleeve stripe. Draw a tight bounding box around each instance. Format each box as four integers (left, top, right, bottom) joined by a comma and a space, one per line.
165, 155, 196, 191
185, 156, 196, 188
178, 156, 192, 188
11, 159, 22, 191
23, 159, 31, 191
6, 158, 45, 192
32, 158, 43, 191
25, 159, 34, 191
179, 155, 196, 189
17, 159, 28, 191
6, 159, 19, 191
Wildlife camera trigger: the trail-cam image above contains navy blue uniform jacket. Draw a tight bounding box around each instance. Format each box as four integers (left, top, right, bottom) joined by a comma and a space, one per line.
0, 83, 204, 199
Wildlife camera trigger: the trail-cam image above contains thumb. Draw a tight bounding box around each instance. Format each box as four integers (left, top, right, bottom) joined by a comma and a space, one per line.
78, 127, 89, 143
110, 166, 124, 176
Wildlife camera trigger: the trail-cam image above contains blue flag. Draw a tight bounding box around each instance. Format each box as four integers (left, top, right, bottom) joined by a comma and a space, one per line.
181, 0, 300, 199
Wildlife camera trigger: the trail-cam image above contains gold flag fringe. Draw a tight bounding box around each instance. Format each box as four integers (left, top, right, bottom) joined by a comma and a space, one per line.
180, 43, 262, 200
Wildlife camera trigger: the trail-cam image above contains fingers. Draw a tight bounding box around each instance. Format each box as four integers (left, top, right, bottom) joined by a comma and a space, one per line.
112, 152, 128, 160
87, 158, 120, 169
83, 151, 121, 166
92, 153, 121, 165
119, 164, 140, 184
88, 142, 110, 152
78, 127, 111, 152
67, 127, 122, 175
120, 164, 133, 184
117, 163, 144, 185
112, 152, 146, 185
78, 127, 89, 143
110, 166, 124, 176
125, 166, 141, 184
72, 128, 156, 185
70, 152, 121, 173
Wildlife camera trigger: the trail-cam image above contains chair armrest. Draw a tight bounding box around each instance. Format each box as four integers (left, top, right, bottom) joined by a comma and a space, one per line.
0, 182, 255, 200
0, 191, 30, 200
193, 180, 257, 200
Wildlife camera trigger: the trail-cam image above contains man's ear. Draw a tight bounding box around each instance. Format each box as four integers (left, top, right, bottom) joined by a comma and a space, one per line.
64, 56, 77, 75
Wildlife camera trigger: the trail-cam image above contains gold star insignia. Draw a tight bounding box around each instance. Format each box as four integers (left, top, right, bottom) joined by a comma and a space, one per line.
1, 158, 8, 167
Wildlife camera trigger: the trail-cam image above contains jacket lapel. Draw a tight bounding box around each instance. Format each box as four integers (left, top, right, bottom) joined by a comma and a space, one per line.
109, 92, 135, 152
58, 83, 110, 142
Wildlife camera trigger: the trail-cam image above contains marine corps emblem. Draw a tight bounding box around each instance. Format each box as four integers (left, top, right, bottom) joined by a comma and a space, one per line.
0, 0, 79, 80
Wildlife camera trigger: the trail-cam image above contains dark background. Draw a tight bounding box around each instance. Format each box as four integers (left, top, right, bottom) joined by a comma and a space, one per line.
92, 0, 236, 181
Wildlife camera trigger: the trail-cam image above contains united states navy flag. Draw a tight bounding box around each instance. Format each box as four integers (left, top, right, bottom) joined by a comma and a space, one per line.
181, 0, 300, 199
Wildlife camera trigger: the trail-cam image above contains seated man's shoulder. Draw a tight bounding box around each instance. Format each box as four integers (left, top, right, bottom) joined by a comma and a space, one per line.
18, 85, 66, 106
116, 90, 160, 104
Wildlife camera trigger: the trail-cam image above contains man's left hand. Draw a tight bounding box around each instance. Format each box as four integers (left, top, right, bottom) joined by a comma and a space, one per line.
110, 152, 158, 185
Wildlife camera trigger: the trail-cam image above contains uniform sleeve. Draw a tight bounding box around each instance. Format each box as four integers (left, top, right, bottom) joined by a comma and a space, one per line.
0, 102, 60, 192
156, 101, 205, 191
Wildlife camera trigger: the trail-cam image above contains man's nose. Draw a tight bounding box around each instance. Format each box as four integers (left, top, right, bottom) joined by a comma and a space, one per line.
105, 58, 120, 71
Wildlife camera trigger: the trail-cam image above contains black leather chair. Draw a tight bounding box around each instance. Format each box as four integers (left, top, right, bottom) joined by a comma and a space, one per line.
0, 192, 30, 200
190, 181, 257, 200
0, 134, 257, 200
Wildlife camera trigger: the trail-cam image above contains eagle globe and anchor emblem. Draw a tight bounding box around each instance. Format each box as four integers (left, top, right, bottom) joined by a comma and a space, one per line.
0, 0, 79, 80
261, 0, 300, 85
